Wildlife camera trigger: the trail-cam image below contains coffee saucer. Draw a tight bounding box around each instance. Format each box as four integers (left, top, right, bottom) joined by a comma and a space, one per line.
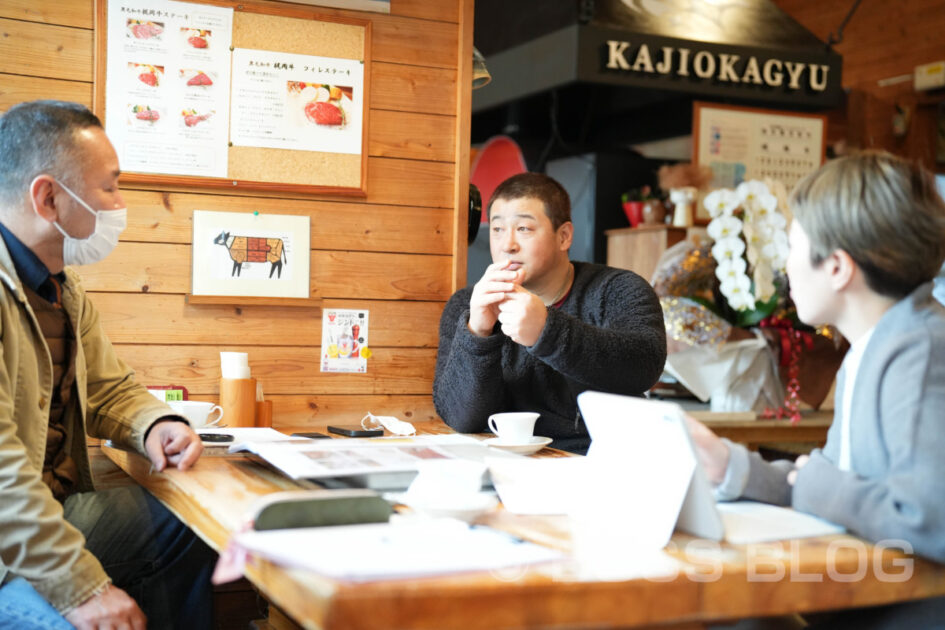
484, 436, 553, 456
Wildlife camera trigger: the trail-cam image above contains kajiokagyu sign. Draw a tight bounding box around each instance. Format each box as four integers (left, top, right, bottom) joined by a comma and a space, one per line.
580, 27, 843, 107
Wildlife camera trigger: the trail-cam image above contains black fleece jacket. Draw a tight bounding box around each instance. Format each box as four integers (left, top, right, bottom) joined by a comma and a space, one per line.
433, 261, 667, 454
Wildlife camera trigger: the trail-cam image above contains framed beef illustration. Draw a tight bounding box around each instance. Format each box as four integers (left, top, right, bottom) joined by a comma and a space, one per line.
190, 210, 313, 304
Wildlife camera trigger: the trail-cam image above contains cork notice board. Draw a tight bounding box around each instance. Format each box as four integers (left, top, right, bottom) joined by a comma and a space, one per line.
94, 0, 370, 196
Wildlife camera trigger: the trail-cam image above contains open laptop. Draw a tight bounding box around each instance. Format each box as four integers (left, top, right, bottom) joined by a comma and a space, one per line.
577, 391, 844, 544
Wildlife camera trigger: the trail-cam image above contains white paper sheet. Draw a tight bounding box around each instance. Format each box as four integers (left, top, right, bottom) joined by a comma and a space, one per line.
230, 49, 364, 154
198, 427, 291, 442
104, 0, 233, 177
234, 518, 563, 581
229, 434, 489, 480
486, 457, 586, 515
717, 501, 845, 544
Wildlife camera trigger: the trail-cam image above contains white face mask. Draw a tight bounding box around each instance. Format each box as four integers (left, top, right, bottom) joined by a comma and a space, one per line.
50, 180, 127, 266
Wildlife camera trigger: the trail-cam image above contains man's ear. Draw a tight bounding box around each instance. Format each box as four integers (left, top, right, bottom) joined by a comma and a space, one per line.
826, 249, 856, 292
29, 175, 60, 223
557, 221, 573, 251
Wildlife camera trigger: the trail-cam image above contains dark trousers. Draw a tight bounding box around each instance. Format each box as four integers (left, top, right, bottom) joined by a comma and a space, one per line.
64, 485, 216, 630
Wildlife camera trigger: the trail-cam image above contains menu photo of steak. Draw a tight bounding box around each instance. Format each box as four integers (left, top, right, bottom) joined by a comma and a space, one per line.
181, 28, 211, 50
181, 108, 214, 128
127, 19, 164, 41
287, 81, 353, 129
129, 63, 163, 88
305, 101, 343, 126
181, 68, 214, 88
128, 104, 162, 127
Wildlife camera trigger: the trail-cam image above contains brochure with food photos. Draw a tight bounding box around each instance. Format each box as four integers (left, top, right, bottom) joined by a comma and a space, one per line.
230, 48, 364, 155
104, 0, 233, 177
320, 308, 370, 373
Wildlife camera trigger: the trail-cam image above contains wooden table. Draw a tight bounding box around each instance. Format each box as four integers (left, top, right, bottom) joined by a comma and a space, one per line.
103, 426, 944, 630
693, 410, 833, 451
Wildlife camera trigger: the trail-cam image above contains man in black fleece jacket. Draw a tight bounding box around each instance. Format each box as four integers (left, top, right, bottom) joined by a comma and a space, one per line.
434, 173, 666, 453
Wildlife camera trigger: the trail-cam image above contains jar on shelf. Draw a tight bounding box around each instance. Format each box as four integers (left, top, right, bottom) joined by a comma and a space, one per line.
669, 187, 697, 227
641, 199, 666, 225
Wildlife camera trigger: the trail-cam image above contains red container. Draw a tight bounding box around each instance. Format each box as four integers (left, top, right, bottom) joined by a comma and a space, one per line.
622, 201, 644, 228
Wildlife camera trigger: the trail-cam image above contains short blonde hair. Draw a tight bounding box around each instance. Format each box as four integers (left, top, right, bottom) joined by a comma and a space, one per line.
789, 151, 945, 298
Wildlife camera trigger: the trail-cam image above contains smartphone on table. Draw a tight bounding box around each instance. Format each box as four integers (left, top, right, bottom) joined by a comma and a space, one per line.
199, 433, 234, 443
326, 425, 383, 438
291, 432, 333, 439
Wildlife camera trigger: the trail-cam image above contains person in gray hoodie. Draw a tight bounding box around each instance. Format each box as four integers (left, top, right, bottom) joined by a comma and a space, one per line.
688, 151, 945, 628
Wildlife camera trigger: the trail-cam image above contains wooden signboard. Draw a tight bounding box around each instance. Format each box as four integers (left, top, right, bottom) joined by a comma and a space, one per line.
93, 0, 370, 196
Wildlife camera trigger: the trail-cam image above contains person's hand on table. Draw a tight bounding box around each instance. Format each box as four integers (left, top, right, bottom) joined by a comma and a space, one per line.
144, 418, 203, 472
684, 415, 730, 485
496, 284, 548, 346
468, 260, 522, 337
787, 454, 810, 486
65, 584, 146, 630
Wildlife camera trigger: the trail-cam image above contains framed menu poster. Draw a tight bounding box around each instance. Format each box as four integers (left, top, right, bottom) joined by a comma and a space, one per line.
102, 0, 235, 178
95, 0, 370, 195
693, 102, 826, 193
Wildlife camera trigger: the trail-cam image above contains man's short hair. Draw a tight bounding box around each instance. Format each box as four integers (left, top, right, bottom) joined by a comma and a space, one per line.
0, 100, 102, 206
790, 150, 945, 299
487, 172, 572, 230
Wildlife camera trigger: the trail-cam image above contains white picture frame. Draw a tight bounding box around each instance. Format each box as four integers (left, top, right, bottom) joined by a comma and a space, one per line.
191, 209, 310, 299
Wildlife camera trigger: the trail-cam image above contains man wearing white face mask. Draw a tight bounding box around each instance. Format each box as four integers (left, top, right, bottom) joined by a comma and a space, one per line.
0, 101, 214, 630
50, 178, 127, 266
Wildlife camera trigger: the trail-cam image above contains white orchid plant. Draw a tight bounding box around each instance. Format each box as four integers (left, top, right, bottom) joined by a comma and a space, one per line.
703, 180, 790, 325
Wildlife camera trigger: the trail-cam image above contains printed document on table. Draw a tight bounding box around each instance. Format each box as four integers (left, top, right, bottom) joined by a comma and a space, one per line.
229, 434, 486, 480
198, 427, 291, 442
717, 501, 845, 544
234, 518, 564, 581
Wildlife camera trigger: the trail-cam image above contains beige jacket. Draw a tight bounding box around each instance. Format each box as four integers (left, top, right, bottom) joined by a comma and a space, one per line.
0, 239, 177, 613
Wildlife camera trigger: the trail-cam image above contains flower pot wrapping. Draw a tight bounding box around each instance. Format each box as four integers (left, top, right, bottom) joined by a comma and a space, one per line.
664, 330, 784, 413
760, 326, 849, 410
654, 238, 846, 414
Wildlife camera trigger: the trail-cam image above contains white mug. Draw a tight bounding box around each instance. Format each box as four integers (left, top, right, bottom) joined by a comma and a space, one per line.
487, 412, 539, 444
167, 400, 224, 428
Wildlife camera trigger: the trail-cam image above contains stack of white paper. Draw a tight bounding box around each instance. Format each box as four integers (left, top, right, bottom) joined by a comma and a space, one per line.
717, 501, 844, 544
234, 518, 563, 581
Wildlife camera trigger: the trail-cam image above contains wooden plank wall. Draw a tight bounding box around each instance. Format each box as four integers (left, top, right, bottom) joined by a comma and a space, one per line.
0, 0, 472, 429
773, 0, 945, 171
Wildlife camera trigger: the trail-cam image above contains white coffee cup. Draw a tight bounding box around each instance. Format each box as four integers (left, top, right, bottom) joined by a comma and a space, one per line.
167, 400, 224, 428
487, 412, 539, 444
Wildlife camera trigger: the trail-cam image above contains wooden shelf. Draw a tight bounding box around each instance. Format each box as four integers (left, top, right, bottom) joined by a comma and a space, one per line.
605, 225, 688, 281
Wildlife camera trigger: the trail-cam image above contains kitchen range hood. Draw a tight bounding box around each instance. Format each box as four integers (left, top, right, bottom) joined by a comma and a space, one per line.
473, 0, 843, 119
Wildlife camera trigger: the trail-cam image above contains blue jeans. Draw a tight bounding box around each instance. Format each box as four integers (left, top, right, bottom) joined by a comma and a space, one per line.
0, 578, 72, 629
63, 485, 216, 630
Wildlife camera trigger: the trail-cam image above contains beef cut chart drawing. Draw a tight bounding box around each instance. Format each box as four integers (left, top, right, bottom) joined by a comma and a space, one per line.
193, 210, 309, 299
214, 231, 287, 278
